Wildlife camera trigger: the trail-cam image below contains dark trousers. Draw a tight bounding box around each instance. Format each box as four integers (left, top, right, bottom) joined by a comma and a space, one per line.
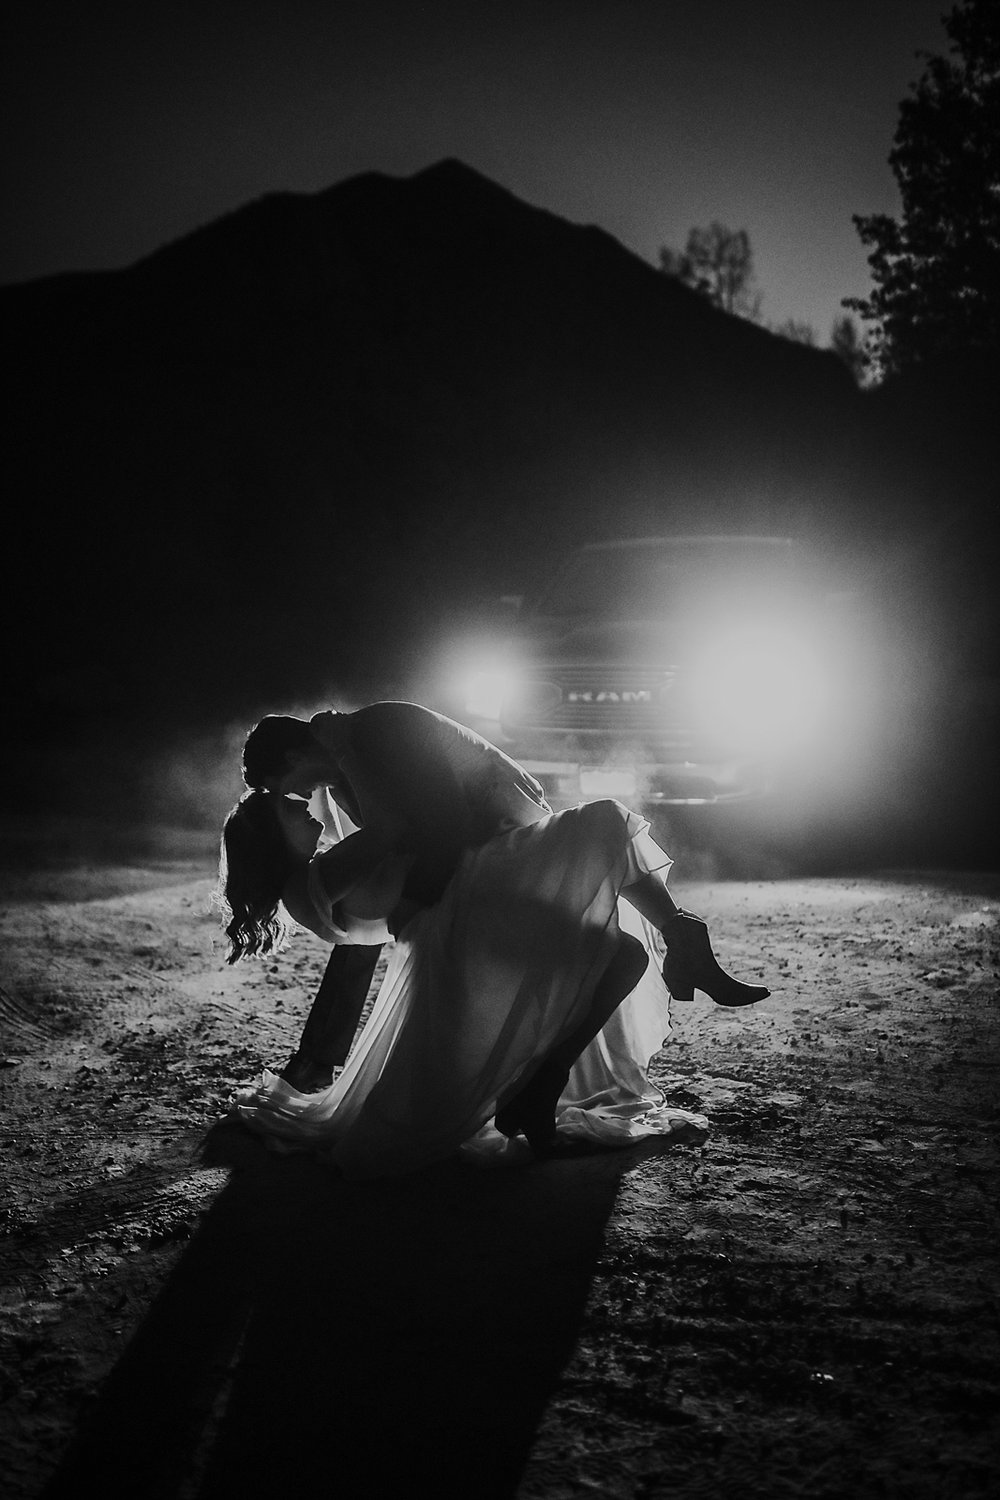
298, 943, 383, 1070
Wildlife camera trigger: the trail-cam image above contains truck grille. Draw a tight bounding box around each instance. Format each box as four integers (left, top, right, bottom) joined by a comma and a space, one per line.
502, 666, 679, 733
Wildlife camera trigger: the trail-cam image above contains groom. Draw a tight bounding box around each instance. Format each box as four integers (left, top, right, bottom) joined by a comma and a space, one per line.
241, 699, 553, 1090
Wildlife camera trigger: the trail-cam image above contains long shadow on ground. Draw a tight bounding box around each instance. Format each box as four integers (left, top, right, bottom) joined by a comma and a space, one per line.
41, 1122, 672, 1499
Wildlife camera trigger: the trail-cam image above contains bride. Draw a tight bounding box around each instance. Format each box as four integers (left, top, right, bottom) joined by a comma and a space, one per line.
217, 791, 766, 1178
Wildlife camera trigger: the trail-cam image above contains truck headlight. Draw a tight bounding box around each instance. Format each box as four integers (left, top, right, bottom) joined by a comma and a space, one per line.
692, 626, 829, 751
461, 669, 516, 721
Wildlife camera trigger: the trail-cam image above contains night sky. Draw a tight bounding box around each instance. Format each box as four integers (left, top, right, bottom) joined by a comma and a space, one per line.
3, 0, 952, 339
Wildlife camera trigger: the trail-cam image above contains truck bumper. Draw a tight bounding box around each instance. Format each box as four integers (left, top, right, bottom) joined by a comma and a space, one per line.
520, 757, 772, 808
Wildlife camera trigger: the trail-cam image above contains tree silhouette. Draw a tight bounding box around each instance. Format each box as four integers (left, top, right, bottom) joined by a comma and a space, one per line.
829, 314, 867, 384
845, 0, 1000, 379
659, 222, 762, 320
772, 318, 816, 346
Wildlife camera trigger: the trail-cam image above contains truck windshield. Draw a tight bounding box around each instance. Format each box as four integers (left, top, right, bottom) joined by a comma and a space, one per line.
531, 540, 800, 621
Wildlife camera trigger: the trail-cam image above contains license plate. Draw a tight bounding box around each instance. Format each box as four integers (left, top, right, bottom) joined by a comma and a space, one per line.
579, 767, 638, 798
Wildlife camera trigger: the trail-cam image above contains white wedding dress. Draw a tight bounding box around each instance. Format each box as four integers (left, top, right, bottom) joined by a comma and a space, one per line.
232, 800, 708, 1178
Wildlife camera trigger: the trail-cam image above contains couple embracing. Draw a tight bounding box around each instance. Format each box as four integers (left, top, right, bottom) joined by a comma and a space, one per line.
218, 699, 768, 1179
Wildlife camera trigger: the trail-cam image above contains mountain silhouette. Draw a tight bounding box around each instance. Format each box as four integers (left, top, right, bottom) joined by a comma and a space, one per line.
2, 159, 994, 801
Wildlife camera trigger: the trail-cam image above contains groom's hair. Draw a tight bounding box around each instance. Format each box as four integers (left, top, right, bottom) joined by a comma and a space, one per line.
242, 714, 317, 787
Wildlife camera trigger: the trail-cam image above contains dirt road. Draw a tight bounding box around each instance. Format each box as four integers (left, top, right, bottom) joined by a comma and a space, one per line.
1, 829, 997, 1498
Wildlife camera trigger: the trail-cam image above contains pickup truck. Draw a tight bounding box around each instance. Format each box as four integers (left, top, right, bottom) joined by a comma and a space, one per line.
438, 535, 862, 812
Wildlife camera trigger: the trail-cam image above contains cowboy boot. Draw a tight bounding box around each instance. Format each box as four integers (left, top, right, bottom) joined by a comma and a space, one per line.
662, 910, 770, 1007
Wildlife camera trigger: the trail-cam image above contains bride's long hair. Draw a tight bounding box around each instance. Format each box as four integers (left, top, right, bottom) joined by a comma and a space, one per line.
216, 790, 295, 963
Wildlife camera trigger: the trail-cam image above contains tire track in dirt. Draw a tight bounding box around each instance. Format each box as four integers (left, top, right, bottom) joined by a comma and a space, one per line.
0, 1161, 229, 1284
1, 983, 57, 1050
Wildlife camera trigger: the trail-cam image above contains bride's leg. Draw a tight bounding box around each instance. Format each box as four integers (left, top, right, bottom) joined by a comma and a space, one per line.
620, 870, 681, 927
550, 931, 649, 1072
496, 932, 648, 1152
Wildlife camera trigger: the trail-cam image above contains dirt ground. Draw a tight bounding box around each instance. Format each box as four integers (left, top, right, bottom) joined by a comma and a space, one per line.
0, 820, 997, 1499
